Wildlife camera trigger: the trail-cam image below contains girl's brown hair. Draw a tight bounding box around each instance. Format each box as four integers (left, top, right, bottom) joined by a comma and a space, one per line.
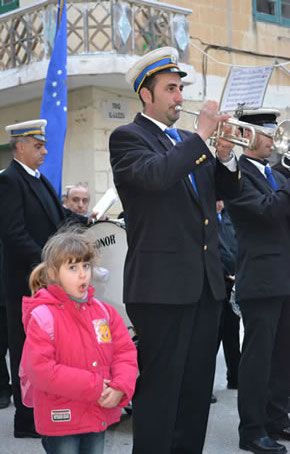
29, 226, 97, 295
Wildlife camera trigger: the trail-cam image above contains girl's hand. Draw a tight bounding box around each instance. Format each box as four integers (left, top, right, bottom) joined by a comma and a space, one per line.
98, 387, 124, 408
99, 378, 110, 396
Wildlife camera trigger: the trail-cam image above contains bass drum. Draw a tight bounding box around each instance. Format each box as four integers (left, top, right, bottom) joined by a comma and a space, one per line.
87, 220, 131, 327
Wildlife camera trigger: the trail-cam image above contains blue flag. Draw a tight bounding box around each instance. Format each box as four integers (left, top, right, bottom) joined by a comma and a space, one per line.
40, 0, 67, 198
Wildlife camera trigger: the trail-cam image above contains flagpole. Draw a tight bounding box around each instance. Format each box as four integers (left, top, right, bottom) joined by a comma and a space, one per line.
58, 0, 65, 27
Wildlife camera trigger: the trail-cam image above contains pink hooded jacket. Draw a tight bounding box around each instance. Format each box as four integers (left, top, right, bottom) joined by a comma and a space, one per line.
20, 284, 137, 436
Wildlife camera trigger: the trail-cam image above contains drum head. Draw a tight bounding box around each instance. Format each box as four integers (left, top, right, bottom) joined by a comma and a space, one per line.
87, 220, 131, 326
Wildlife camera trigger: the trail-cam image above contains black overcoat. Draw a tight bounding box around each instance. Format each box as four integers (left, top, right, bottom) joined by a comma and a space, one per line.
0, 159, 65, 302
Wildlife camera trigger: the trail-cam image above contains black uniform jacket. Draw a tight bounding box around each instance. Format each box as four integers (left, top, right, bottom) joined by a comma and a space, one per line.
218, 210, 237, 278
227, 154, 290, 301
0, 160, 66, 302
109, 113, 239, 305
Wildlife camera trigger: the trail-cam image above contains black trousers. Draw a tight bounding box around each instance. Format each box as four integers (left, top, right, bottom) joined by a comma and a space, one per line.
0, 305, 10, 392
6, 298, 34, 427
126, 280, 222, 454
238, 296, 290, 443
217, 282, 241, 386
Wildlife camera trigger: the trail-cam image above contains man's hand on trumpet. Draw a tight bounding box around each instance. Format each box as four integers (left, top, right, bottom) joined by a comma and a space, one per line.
196, 100, 230, 143
215, 124, 237, 162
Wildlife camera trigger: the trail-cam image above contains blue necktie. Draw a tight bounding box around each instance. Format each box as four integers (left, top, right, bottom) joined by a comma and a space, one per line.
165, 128, 198, 194
264, 165, 279, 191
165, 127, 182, 143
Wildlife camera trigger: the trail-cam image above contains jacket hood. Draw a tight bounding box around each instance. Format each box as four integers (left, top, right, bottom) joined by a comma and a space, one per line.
22, 284, 96, 332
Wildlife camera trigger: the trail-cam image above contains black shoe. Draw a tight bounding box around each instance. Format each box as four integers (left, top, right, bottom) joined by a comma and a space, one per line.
227, 382, 238, 390
211, 394, 217, 404
14, 413, 41, 438
14, 428, 41, 438
269, 427, 290, 441
239, 436, 287, 453
0, 389, 11, 409
227, 378, 238, 389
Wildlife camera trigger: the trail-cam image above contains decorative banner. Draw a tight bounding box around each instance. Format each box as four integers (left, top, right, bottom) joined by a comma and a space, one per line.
219, 65, 273, 113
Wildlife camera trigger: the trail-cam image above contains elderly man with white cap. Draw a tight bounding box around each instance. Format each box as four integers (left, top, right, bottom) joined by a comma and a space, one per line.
109, 46, 240, 454
0, 120, 87, 438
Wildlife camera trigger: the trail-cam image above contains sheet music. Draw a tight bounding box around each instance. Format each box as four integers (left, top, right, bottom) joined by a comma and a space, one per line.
92, 188, 118, 220
219, 65, 273, 113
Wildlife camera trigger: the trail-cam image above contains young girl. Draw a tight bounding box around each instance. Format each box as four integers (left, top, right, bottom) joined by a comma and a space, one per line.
19, 228, 138, 454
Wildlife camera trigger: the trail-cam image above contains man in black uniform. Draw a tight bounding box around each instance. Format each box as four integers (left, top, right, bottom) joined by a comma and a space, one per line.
216, 200, 240, 390
226, 109, 290, 454
0, 120, 87, 437
109, 46, 239, 454
273, 157, 290, 179
0, 239, 11, 409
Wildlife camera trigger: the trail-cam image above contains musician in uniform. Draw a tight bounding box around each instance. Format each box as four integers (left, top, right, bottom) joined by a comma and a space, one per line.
109, 46, 239, 454
0, 239, 11, 409
273, 157, 290, 179
225, 109, 290, 454
216, 200, 241, 391
0, 120, 87, 437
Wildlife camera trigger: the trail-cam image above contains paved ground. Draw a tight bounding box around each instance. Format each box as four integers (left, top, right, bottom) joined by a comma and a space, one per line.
1, 348, 290, 454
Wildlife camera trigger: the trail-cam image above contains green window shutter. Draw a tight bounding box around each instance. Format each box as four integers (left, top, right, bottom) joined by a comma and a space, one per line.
0, 0, 19, 15
253, 0, 290, 26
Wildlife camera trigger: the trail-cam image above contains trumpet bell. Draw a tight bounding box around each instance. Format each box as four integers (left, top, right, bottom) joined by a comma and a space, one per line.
273, 120, 290, 155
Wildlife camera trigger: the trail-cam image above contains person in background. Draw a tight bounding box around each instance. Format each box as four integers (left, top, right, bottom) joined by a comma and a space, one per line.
272, 156, 290, 179
63, 183, 91, 216
0, 239, 12, 409
20, 228, 138, 454
0, 171, 10, 410
216, 200, 241, 391
226, 109, 290, 454
273, 154, 290, 416
109, 46, 239, 454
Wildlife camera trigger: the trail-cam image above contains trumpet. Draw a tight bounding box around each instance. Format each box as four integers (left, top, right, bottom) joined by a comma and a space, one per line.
272, 123, 290, 169
175, 106, 290, 161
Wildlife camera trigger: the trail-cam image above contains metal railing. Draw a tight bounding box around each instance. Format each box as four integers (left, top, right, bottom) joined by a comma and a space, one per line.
0, 0, 191, 70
